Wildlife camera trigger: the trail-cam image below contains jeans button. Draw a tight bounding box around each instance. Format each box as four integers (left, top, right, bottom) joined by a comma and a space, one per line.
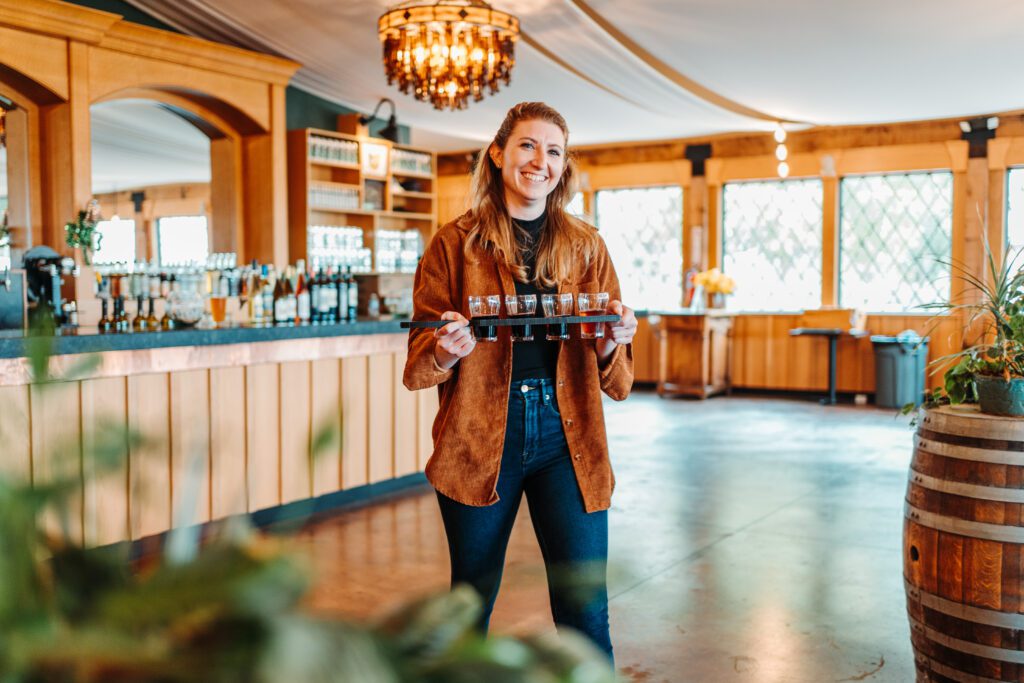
520, 384, 529, 393
544, 394, 550, 401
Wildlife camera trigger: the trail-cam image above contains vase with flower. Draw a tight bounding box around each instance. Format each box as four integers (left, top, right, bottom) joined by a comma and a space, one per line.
693, 267, 736, 310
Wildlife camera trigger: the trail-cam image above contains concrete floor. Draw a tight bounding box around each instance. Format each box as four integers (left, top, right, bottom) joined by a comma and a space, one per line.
299, 390, 917, 682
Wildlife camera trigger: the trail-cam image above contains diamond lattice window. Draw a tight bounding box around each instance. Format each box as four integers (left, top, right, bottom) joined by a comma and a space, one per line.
595, 186, 683, 310
1006, 168, 1024, 253
722, 179, 823, 312
839, 172, 952, 312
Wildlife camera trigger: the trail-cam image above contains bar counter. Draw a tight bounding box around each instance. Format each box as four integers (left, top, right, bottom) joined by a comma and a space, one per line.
0, 319, 436, 548
0, 319, 406, 359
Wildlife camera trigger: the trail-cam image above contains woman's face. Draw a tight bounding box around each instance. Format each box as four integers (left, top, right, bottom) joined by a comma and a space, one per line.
491, 119, 566, 218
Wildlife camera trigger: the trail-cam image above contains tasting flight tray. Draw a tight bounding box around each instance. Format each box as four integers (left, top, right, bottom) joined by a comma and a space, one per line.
400, 314, 620, 329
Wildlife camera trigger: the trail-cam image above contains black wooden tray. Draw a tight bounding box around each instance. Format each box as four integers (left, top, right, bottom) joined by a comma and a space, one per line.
400, 314, 620, 329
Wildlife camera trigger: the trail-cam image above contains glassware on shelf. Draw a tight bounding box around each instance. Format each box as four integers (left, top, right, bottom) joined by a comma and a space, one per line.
166, 269, 205, 327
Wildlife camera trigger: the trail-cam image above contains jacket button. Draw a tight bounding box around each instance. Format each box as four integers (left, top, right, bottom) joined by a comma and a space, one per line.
557, 381, 564, 387
574, 453, 582, 460
565, 419, 573, 426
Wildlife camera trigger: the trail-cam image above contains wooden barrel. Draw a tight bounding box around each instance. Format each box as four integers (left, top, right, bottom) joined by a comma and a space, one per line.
905, 405, 1024, 682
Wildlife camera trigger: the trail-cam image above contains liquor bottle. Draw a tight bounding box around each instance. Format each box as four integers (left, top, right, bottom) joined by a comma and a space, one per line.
310, 268, 323, 324
273, 269, 288, 325
133, 295, 147, 332
332, 267, 345, 323
284, 267, 298, 324
99, 297, 113, 334
248, 267, 264, 326
261, 265, 274, 326
296, 269, 311, 325
346, 267, 358, 321
146, 295, 159, 329
161, 272, 176, 330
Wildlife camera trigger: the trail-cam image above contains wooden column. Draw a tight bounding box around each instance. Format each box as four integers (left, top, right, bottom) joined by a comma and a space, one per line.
821, 176, 839, 307
684, 175, 706, 271
705, 159, 723, 269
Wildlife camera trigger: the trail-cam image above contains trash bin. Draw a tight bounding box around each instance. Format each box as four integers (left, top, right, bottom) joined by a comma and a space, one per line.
871, 330, 929, 408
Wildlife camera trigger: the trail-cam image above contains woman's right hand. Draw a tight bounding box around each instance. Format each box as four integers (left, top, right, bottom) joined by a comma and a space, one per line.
433, 311, 475, 370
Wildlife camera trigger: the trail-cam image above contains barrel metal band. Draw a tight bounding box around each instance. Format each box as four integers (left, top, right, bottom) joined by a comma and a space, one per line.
915, 435, 1024, 466
909, 468, 1024, 504
909, 614, 1024, 664
905, 502, 1024, 544
912, 653, 1006, 683
904, 578, 1024, 629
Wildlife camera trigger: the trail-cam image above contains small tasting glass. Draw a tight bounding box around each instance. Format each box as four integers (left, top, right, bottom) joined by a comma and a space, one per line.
504, 294, 538, 342
542, 292, 574, 341
577, 292, 610, 339
467, 294, 501, 342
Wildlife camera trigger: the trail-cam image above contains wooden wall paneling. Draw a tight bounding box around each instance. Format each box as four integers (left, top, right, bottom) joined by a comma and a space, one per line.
245, 363, 279, 511
368, 353, 395, 484
127, 373, 170, 540
278, 361, 312, 505
416, 388, 438, 472
310, 358, 342, 497
341, 356, 369, 489
393, 352, 418, 478
169, 369, 211, 525
963, 158, 991, 301
268, 83, 289, 266
27, 380, 79, 542
632, 316, 657, 383
210, 138, 243, 255
950, 168, 971, 305
684, 176, 706, 271
0, 384, 31, 482
81, 376, 129, 546
29, 381, 84, 543
209, 367, 246, 517
3, 105, 36, 250
734, 315, 770, 388
767, 315, 798, 390
437, 173, 472, 228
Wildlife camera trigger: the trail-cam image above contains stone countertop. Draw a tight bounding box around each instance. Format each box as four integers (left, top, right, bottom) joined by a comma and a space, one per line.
0, 318, 407, 359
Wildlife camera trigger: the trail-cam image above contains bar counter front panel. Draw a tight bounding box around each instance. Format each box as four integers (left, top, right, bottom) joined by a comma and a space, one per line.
0, 322, 438, 546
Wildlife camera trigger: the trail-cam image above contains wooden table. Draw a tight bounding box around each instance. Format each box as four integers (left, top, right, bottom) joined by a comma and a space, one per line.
788, 327, 870, 404
654, 312, 734, 399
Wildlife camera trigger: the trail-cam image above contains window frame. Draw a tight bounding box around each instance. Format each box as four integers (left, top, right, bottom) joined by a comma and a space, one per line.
836, 169, 955, 314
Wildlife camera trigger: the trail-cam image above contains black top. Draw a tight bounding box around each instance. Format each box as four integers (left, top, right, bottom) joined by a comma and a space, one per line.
510, 213, 560, 381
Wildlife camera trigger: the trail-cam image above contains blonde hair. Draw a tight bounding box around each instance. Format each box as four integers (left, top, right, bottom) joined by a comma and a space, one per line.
461, 102, 599, 288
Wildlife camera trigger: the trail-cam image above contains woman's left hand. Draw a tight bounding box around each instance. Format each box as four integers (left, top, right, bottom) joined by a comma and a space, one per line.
604, 300, 637, 345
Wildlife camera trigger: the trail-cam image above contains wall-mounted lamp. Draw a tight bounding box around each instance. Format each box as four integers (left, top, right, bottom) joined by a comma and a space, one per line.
359, 98, 399, 143
960, 115, 999, 158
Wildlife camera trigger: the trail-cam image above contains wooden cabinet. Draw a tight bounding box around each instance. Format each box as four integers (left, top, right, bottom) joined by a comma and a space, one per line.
654, 312, 734, 398
287, 128, 438, 271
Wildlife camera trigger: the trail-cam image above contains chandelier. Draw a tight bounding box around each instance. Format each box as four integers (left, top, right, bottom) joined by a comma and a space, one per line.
377, 0, 520, 111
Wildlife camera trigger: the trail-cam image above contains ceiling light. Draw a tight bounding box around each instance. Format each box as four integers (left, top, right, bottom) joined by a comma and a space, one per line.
773, 123, 787, 144
775, 144, 788, 161
777, 161, 790, 178
377, 0, 520, 111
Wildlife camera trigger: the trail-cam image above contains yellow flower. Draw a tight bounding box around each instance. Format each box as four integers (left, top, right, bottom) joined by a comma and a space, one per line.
695, 268, 735, 295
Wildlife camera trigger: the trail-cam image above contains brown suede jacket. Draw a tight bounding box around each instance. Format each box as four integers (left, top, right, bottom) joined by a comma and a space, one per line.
403, 213, 634, 513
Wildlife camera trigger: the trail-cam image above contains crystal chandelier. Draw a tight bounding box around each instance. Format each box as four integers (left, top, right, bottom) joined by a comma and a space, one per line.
377, 0, 520, 111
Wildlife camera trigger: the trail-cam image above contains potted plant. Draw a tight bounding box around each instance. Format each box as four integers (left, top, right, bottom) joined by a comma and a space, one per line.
923, 238, 1024, 416
64, 198, 102, 265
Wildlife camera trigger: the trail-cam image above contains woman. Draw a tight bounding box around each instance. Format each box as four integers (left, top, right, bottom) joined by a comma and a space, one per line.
403, 102, 637, 662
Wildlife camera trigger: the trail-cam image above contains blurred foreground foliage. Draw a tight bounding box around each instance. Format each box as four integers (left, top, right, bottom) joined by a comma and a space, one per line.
0, 327, 616, 682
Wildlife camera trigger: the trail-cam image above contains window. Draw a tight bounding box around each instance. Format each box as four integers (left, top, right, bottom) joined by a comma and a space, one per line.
567, 192, 585, 218
595, 186, 683, 310
839, 172, 952, 312
1007, 168, 1024, 254
93, 218, 136, 265
722, 179, 823, 312
157, 215, 209, 267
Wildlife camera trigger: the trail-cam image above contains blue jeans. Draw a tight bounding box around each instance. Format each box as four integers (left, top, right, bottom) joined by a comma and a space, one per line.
435, 377, 613, 662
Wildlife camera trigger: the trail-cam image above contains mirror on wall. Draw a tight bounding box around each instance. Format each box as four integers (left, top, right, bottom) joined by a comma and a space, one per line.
90, 99, 212, 267
0, 96, 21, 270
